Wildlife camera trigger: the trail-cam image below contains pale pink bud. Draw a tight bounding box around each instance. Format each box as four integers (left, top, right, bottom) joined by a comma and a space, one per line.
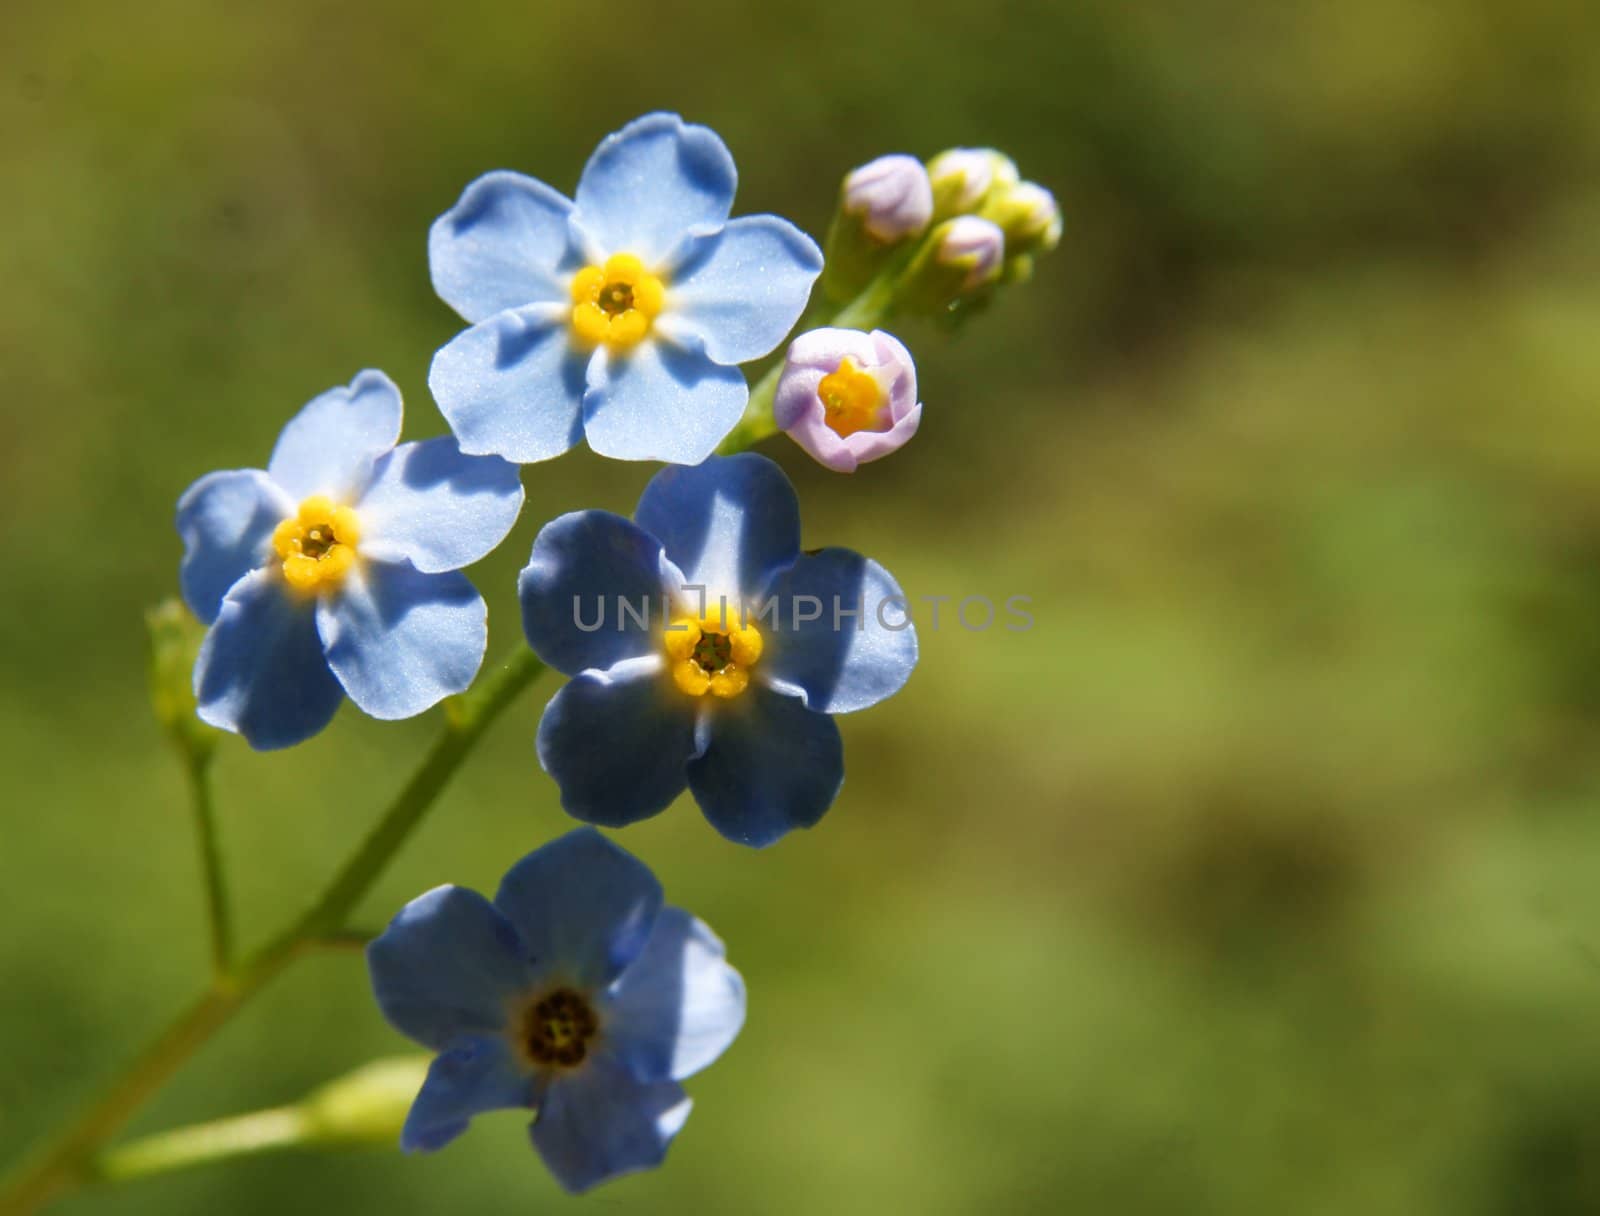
843, 155, 934, 242
936, 216, 1006, 290
774, 329, 922, 473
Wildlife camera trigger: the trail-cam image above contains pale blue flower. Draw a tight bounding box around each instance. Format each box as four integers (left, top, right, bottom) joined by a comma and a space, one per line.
367, 829, 745, 1194
428, 113, 822, 466
176, 371, 523, 749
519, 454, 918, 846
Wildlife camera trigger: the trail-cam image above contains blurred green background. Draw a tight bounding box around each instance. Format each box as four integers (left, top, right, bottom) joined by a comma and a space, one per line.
6, 0, 1600, 1211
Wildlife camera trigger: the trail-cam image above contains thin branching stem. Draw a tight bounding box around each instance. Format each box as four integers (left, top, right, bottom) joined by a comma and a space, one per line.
0, 644, 546, 1215
185, 755, 233, 975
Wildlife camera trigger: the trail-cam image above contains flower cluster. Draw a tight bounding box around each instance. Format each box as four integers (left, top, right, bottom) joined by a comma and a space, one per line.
785, 143, 1058, 471
169, 112, 1052, 1193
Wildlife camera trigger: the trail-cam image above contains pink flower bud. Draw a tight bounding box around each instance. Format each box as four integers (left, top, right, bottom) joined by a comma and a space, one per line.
927, 148, 1018, 215
774, 329, 922, 473
843, 155, 934, 242
988, 181, 1062, 252
936, 216, 1006, 290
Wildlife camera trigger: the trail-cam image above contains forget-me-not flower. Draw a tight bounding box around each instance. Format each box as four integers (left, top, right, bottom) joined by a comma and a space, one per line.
176, 370, 523, 750
774, 328, 923, 472
366, 828, 745, 1194
428, 113, 823, 466
519, 454, 918, 847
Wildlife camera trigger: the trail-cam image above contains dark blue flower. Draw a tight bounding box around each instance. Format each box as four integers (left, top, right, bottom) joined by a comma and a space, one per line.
519, 454, 918, 846
428, 113, 822, 466
176, 371, 523, 749
366, 828, 745, 1194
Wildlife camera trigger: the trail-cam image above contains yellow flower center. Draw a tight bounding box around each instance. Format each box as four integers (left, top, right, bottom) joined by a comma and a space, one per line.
664, 613, 764, 699
517, 987, 599, 1071
816, 357, 888, 438
570, 253, 665, 349
271, 494, 361, 593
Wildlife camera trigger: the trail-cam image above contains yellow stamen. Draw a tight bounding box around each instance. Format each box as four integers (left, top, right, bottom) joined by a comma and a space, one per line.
664, 613, 762, 699
272, 495, 362, 593
817, 357, 888, 438
672, 659, 713, 697
708, 667, 750, 698
571, 302, 612, 345
569, 266, 606, 305
602, 252, 645, 285
663, 618, 702, 662
569, 252, 666, 350
608, 309, 649, 346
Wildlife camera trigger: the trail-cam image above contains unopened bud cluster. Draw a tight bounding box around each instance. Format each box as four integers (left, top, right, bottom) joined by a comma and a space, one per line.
823, 144, 1060, 315
908, 146, 1060, 314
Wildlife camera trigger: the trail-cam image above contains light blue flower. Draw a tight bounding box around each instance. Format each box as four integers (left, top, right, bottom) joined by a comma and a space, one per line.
428, 113, 823, 466
366, 828, 745, 1194
519, 454, 918, 846
176, 370, 523, 750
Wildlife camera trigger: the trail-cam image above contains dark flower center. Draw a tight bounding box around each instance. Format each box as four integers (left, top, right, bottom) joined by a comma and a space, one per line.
299, 525, 336, 559
598, 281, 635, 316
692, 631, 734, 674
523, 987, 598, 1068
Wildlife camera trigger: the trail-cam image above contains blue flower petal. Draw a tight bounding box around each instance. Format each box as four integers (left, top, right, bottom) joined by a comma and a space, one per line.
581, 340, 746, 465
530, 1053, 692, 1195
633, 454, 801, 604
267, 370, 403, 502
194, 569, 344, 750
662, 216, 823, 366
519, 511, 670, 677
356, 438, 524, 574
537, 659, 699, 830
429, 305, 589, 464
759, 548, 918, 714
603, 908, 746, 1083
572, 113, 736, 266
429, 170, 579, 325
316, 562, 486, 720
492, 827, 665, 987
686, 685, 843, 847
401, 1035, 533, 1154
175, 469, 294, 625
367, 884, 532, 1050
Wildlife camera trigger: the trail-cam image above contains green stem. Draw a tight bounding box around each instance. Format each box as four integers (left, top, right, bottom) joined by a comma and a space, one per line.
86, 1054, 431, 1186
829, 270, 902, 330
264, 641, 546, 955
0, 971, 276, 1215
0, 643, 546, 1216
92, 1107, 310, 1184
185, 755, 233, 974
